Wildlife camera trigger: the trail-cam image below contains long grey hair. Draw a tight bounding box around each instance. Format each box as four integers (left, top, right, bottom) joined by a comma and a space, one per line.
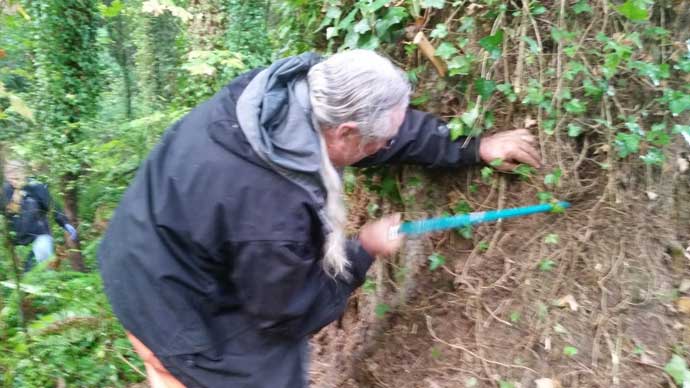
307, 50, 411, 279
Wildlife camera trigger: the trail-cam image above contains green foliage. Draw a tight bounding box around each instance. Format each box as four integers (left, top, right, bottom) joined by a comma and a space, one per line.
224, 0, 272, 68
509, 311, 520, 323
544, 168, 562, 187
563, 345, 579, 356
321, 1, 410, 50
0, 270, 143, 387
29, 0, 103, 176
479, 30, 504, 59
544, 234, 559, 245
614, 0, 650, 21
375, 302, 391, 318
538, 259, 556, 272
428, 252, 446, 271
665, 354, 690, 386
498, 380, 515, 388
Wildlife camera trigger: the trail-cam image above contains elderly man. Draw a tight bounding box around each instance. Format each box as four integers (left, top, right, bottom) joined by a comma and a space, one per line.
98, 50, 539, 388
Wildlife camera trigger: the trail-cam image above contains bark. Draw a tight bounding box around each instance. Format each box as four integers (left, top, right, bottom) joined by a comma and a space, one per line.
61, 173, 85, 272
0, 146, 25, 330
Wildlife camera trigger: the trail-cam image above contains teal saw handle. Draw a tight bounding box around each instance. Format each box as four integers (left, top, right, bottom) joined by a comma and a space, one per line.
398, 201, 570, 236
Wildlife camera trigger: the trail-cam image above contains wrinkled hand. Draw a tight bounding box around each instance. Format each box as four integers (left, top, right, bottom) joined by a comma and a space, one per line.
64, 224, 78, 241
359, 213, 403, 257
479, 129, 541, 171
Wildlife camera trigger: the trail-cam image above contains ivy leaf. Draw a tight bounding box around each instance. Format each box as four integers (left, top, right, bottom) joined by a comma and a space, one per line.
447, 54, 475, 76
420, 0, 444, 9
353, 19, 371, 34
479, 30, 504, 58
496, 83, 517, 102
474, 79, 496, 100
410, 93, 430, 106
509, 311, 521, 323
670, 94, 690, 116
564, 98, 587, 114
484, 111, 495, 129
363, 0, 392, 13
448, 117, 464, 141
428, 253, 446, 271
376, 7, 409, 36
359, 34, 380, 50
362, 278, 377, 294
498, 381, 516, 388
481, 166, 494, 182
100, 0, 124, 18
573, 0, 592, 14
647, 125, 670, 146
544, 168, 562, 186
544, 233, 559, 245
615, 0, 649, 21
675, 59, 690, 73
564, 61, 586, 81
665, 355, 690, 386
640, 148, 665, 166
537, 191, 553, 203
530, 2, 547, 15
614, 132, 641, 158
583, 78, 604, 98
567, 123, 583, 137
461, 106, 480, 129
489, 158, 504, 168
539, 259, 556, 272
430, 23, 448, 39
515, 164, 535, 179
551, 27, 576, 42
459, 16, 475, 32
375, 303, 391, 318
435, 42, 457, 60
457, 225, 473, 239
673, 124, 690, 136
522, 36, 540, 54
454, 200, 472, 214
543, 119, 556, 135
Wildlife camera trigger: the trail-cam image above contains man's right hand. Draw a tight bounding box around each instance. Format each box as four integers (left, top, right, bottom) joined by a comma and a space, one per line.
359, 213, 403, 257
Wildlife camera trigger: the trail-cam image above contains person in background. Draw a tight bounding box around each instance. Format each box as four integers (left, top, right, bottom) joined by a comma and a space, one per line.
99, 50, 540, 388
1, 163, 78, 272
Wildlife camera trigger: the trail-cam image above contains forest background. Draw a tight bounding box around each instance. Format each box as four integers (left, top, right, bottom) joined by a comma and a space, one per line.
1, 0, 690, 387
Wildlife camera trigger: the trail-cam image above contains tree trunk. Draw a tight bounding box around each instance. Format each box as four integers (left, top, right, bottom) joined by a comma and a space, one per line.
122, 61, 133, 119
61, 173, 85, 272
0, 146, 25, 331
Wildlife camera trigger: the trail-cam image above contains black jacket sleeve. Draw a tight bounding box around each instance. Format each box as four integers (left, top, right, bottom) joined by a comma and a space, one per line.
24, 183, 69, 228
355, 108, 482, 168
230, 238, 374, 339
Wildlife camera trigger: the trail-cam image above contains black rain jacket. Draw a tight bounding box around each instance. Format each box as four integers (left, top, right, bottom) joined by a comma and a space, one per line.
98, 54, 480, 388
2, 181, 69, 245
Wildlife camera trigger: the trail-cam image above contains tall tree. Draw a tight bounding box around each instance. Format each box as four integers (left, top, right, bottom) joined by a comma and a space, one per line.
224, 0, 272, 68
30, 0, 103, 272
103, 0, 137, 119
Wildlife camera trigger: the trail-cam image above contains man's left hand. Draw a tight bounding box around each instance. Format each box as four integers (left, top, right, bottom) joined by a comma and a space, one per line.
64, 224, 78, 241
478, 129, 541, 171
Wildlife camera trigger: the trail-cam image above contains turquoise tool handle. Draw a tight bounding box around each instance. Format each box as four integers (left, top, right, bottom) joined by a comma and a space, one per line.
398, 201, 570, 235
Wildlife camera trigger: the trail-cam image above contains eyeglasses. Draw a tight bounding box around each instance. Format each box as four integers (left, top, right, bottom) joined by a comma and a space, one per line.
383, 137, 396, 150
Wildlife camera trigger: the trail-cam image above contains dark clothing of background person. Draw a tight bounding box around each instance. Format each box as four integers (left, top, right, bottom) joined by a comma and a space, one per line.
98, 53, 480, 388
2, 180, 73, 271
2, 181, 70, 244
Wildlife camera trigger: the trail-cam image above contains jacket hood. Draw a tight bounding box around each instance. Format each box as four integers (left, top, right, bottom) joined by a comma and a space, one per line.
235, 53, 325, 198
